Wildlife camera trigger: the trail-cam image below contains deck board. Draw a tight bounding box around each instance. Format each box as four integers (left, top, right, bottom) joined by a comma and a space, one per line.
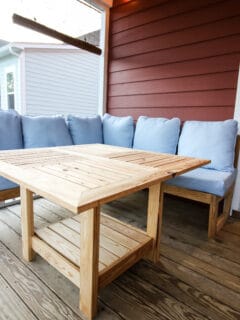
0, 273, 37, 320
0, 193, 240, 319
0, 241, 81, 320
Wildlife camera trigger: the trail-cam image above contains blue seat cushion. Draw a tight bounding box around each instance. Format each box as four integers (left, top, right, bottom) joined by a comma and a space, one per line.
103, 114, 134, 148
166, 168, 237, 197
133, 116, 180, 154
22, 115, 73, 148
178, 120, 238, 172
0, 176, 18, 191
67, 115, 103, 144
0, 110, 23, 150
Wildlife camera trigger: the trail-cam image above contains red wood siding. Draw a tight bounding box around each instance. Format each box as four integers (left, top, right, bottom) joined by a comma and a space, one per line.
107, 0, 240, 121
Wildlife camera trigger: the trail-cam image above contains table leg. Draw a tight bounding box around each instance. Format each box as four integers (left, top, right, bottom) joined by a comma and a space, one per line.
146, 182, 162, 263
79, 207, 100, 320
20, 186, 35, 261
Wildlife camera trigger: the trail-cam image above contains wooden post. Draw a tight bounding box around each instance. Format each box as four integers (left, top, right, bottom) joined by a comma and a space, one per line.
208, 196, 219, 238
20, 186, 35, 261
146, 183, 161, 263
155, 185, 164, 262
79, 207, 100, 319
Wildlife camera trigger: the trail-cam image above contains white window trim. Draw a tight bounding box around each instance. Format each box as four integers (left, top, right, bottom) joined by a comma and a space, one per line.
4, 65, 16, 111
19, 51, 26, 115
232, 64, 240, 211
0, 77, 2, 110
98, 6, 110, 115
86, 0, 112, 116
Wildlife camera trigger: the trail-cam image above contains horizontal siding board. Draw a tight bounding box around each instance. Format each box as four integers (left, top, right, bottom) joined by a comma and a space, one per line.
109, 53, 240, 84
112, 0, 223, 34
108, 0, 239, 121
110, 33, 240, 72
112, 0, 240, 46
108, 90, 236, 108
109, 71, 238, 96
111, 0, 168, 21
25, 51, 99, 116
112, 15, 240, 59
26, 79, 98, 92
108, 106, 234, 121
113, 0, 132, 7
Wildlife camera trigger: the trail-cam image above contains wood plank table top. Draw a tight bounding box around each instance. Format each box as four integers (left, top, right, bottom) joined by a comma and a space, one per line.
0, 144, 209, 213
0, 144, 210, 320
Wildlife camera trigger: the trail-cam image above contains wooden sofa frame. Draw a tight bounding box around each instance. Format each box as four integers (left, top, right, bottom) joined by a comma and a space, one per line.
0, 187, 20, 202
162, 135, 240, 238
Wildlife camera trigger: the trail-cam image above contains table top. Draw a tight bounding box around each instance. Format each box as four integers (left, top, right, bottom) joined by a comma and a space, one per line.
0, 144, 209, 213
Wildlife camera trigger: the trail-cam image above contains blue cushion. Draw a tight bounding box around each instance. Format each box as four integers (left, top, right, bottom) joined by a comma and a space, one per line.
67, 115, 103, 144
178, 120, 238, 172
0, 176, 18, 191
0, 110, 23, 150
166, 168, 237, 197
103, 114, 134, 148
22, 115, 73, 148
133, 116, 180, 154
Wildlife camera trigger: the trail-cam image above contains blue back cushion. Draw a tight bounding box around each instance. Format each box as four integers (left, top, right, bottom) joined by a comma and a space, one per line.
178, 120, 238, 172
22, 115, 73, 148
0, 110, 23, 150
103, 114, 134, 148
133, 116, 180, 154
67, 115, 103, 145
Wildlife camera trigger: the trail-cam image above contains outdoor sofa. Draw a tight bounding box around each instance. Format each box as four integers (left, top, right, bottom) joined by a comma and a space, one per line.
0, 110, 239, 237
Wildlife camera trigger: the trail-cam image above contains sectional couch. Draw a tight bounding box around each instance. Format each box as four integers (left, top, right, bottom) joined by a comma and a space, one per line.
0, 110, 239, 237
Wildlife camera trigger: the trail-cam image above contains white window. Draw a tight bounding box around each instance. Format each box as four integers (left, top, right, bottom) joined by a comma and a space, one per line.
6, 70, 15, 109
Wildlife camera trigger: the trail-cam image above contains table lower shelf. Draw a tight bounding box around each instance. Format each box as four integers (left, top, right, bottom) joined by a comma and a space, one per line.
32, 212, 153, 288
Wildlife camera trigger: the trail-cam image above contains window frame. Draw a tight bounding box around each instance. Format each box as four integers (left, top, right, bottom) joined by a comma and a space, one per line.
4, 65, 16, 110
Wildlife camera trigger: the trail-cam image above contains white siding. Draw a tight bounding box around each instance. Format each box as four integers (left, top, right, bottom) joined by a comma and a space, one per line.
0, 55, 21, 113
24, 49, 100, 116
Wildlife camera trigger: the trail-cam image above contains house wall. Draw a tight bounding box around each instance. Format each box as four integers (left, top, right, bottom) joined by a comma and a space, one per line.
24, 49, 100, 116
107, 0, 240, 121
0, 55, 21, 113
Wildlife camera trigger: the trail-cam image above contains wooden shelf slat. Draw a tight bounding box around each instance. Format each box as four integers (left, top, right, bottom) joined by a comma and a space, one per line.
32, 236, 80, 288
49, 221, 120, 266
33, 212, 153, 289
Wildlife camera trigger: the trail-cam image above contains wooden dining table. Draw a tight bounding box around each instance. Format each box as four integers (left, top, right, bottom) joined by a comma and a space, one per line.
0, 144, 209, 320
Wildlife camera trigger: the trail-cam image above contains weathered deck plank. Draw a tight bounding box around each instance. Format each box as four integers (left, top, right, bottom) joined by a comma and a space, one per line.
0, 193, 240, 320
0, 273, 37, 320
130, 261, 239, 320
0, 241, 81, 320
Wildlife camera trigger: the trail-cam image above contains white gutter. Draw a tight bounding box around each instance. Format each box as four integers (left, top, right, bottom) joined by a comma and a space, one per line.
0, 44, 22, 58
8, 44, 22, 57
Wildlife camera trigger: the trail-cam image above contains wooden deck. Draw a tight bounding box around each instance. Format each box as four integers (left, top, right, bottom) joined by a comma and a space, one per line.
0, 191, 240, 320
